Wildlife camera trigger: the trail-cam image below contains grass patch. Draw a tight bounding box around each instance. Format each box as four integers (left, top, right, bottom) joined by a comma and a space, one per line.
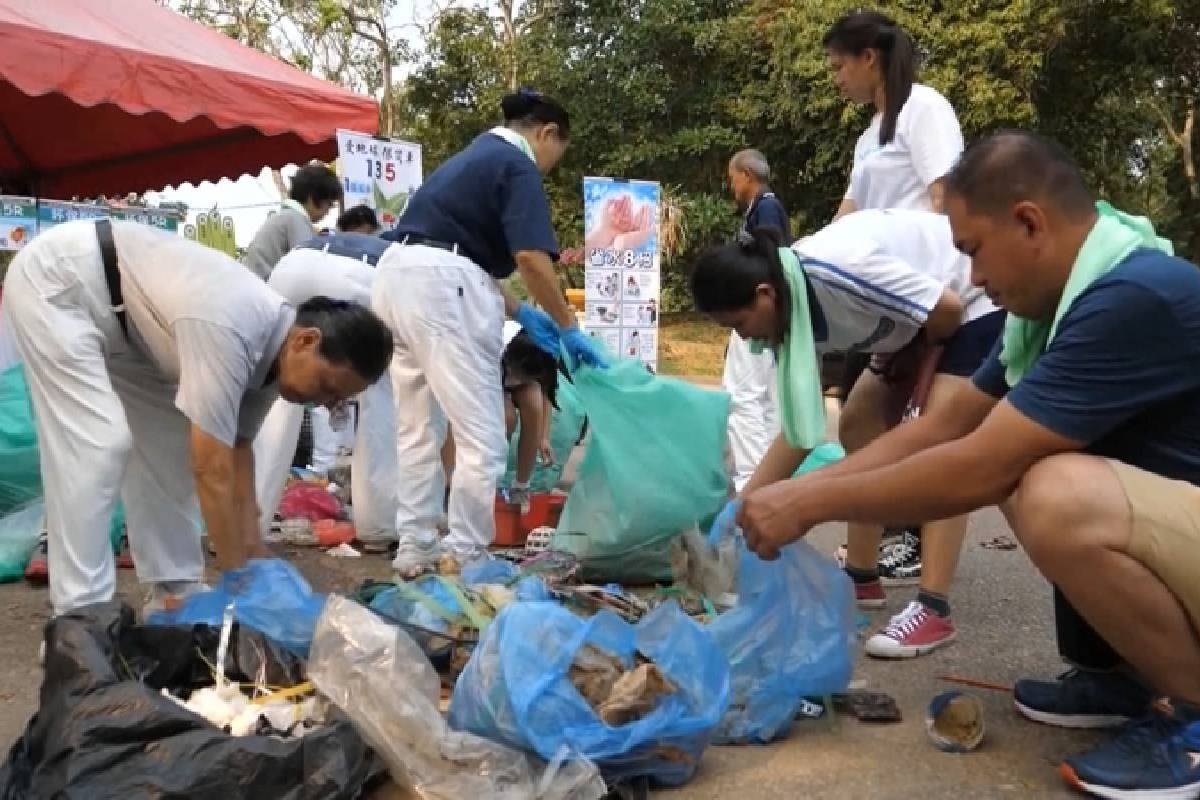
658, 312, 726, 378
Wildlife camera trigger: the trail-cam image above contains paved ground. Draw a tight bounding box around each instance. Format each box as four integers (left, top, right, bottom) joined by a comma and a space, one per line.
0, 508, 1098, 799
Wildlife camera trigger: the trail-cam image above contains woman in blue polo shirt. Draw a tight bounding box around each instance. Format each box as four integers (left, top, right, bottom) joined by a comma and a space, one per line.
376, 88, 604, 576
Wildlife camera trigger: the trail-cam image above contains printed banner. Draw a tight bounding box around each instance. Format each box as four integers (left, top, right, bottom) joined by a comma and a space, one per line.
336, 129, 422, 231
583, 177, 661, 372
182, 209, 238, 258
0, 196, 36, 251
36, 200, 109, 231
112, 206, 181, 233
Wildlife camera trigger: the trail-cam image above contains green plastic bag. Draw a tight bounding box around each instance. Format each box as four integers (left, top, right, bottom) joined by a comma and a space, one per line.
0, 364, 126, 581
0, 364, 43, 513
501, 376, 587, 493
553, 356, 730, 583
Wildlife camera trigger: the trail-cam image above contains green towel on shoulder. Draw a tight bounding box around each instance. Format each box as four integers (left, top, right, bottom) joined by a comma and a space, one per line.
749, 247, 825, 449
1001, 201, 1174, 386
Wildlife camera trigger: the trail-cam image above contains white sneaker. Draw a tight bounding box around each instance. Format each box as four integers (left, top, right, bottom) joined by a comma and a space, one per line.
142, 580, 210, 619
391, 538, 440, 579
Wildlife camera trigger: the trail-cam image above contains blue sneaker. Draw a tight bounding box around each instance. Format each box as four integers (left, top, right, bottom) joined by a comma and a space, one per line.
1061, 700, 1200, 799
1015, 669, 1154, 729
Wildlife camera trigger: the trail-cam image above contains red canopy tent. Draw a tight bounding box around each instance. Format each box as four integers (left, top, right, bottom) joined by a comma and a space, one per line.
0, 0, 378, 198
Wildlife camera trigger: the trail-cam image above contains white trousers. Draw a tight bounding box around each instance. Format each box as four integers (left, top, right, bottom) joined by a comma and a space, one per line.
3, 224, 202, 614
253, 249, 399, 543
372, 245, 505, 553
722, 330, 780, 492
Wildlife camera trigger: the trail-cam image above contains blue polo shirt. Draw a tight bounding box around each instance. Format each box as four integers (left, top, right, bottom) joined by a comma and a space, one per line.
973, 248, 1200, 484
742, 190, 792, 242
299, 232, 392, 265
383, 132, 558, 278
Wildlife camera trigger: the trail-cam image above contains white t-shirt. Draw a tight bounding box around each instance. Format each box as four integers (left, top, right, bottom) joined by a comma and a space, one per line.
112, 222, 295, 446
794, 209, 996, 355
846, 84, 964, 212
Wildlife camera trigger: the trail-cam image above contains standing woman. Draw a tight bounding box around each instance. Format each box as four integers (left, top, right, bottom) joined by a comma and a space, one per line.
826, 10, 965, 424
825, 10, 964, 218
376, 89, 604, 576
824, 10, 977, 655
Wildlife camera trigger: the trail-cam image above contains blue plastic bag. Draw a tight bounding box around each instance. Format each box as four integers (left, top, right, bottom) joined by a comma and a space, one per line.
148, 558, 325, 656
449, 600, 729, 786
708, 539, 855, 744
553, 353, 730, 582
460, 556, 520, 587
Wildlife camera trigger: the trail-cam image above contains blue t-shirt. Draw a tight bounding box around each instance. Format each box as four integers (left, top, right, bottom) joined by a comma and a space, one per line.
742, 191, 792, 242
973, 248, 1200, 484
383, 132, 558, 278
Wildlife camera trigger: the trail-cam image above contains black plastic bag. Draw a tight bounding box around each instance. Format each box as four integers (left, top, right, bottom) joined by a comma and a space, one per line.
0, 602, 384, 800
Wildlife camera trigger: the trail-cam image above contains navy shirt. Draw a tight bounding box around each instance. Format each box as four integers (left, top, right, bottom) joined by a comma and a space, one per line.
973, 249, 1200, 484
383, 133, 558, 278
299, 232, 392, 266
742, 190, 792, 242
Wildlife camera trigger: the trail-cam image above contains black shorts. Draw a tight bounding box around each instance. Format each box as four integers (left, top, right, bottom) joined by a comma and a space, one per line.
937, 310, 1006, 378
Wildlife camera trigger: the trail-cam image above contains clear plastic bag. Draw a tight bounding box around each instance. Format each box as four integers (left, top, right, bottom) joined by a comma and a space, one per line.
308, 596, 606, 800
448, 600, 729, 787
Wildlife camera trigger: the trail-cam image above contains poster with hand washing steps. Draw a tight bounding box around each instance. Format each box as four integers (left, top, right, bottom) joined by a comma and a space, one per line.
582, 176, 660, 371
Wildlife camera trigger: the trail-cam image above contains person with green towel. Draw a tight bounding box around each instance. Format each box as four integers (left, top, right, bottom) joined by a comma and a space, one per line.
739, 131, 1200, 800
692, 206, 988, 547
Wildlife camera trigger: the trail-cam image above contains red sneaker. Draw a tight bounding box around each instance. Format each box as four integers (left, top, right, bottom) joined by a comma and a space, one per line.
866, 601, 956, 658
854, 578, 886, 610
24, 536, 48, 584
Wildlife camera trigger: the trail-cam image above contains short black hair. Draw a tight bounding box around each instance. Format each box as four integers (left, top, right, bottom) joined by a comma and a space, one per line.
944, 131, 1096, 222
294, 296, 393, 383
336, 204, 379, 232
690, 226, 791, 343
503, 331, 559, 409
501, 88, 570, 139
290, 164, 343, 206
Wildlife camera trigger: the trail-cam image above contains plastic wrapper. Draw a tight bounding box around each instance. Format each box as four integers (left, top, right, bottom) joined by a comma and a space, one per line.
278, 481, 341, 521
148, 558, 325, 656
552, 354, 729, 583
0, 602, 382, 799
449, 601, 729, 786
708, 539, 855, 744
309, 596, 606, 800
461, 555, 520, 586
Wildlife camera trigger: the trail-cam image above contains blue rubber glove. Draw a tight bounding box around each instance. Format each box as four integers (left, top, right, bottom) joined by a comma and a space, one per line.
562, 326, 609, 369
707, 499, 742, 548
513, 302, 561, 357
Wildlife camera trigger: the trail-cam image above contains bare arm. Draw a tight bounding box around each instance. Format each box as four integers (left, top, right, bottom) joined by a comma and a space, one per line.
515, 250, 576, 329
191, 426, 246, 571
512, 384, 545, 484
740, 398, 1080, 558
233, 440, 268, 559
925, 287, 965, 342
739, 432, 810, 496
833, 197, 858, 221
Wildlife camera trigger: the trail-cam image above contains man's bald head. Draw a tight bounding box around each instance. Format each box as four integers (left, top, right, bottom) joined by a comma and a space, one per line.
944, 131, 1096, 223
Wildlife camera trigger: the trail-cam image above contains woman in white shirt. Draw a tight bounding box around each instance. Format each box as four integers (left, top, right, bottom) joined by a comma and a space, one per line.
824, 10, 964, 218
823, 11, 976, 660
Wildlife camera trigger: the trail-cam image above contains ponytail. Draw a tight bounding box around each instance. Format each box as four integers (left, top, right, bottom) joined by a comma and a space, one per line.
691, 227, 791, 342
823, 10, 917, 146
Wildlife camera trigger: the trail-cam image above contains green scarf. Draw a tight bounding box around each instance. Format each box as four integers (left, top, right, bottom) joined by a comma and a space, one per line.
749, 248, 825, 449
1000, 201, 1174, 386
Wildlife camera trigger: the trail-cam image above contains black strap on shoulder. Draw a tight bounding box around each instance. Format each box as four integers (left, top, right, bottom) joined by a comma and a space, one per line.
95, 219, 127, 337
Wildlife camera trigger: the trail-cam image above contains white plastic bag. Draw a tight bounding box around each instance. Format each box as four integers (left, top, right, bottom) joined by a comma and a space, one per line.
308, 596, 606, 800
